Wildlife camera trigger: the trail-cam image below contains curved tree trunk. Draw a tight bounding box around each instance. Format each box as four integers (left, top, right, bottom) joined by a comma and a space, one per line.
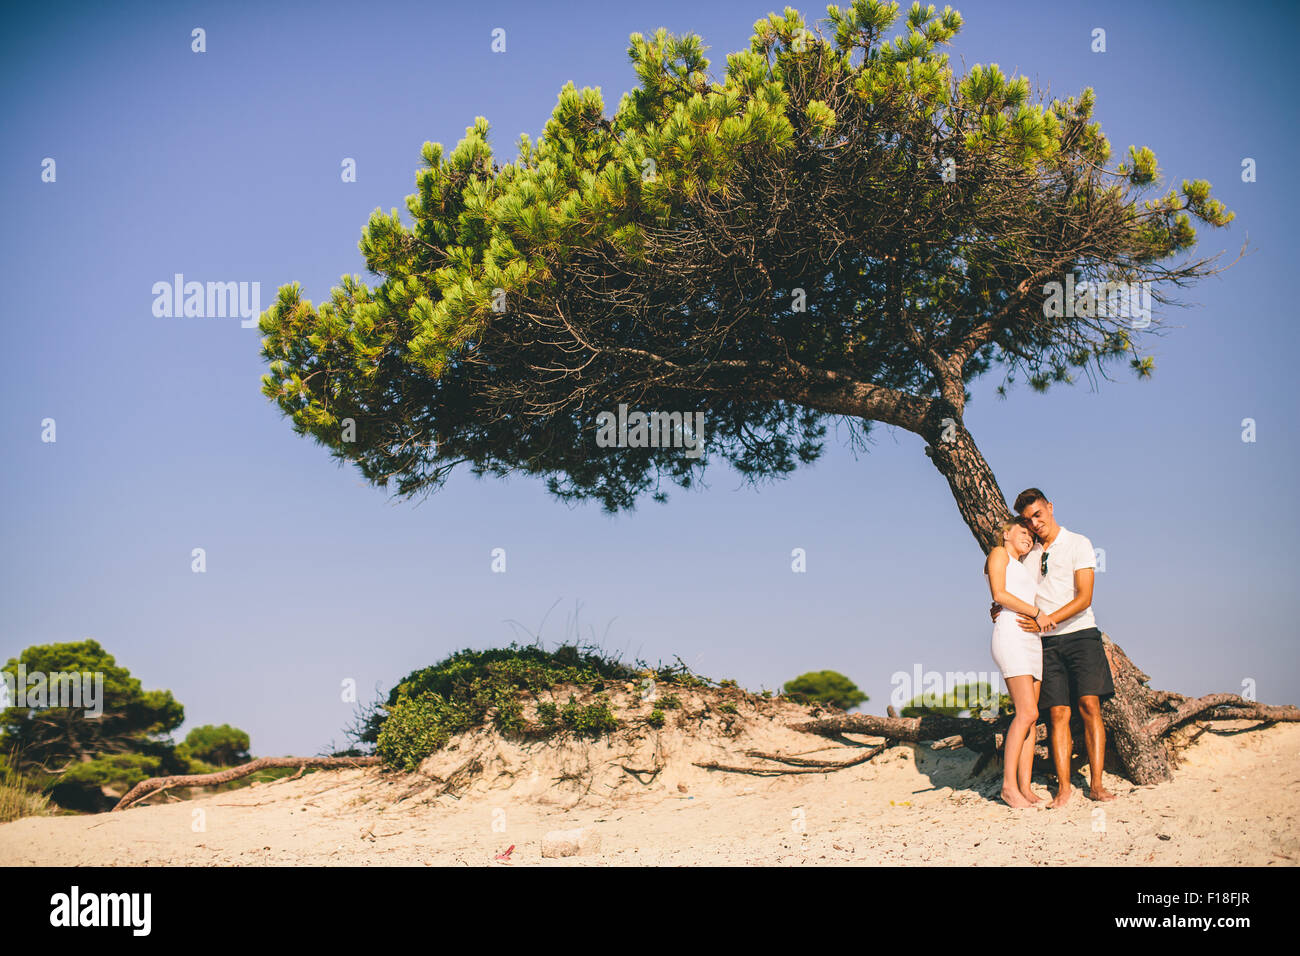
919, 401, 1012, 555
1100, 637, 1175, 783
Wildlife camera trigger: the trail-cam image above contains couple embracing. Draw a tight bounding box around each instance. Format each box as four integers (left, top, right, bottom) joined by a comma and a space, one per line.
984, 488, 1117, 809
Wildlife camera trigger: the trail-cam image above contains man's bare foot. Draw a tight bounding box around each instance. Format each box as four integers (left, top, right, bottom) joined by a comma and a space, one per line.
1089, 784, 1117, 801
1000, 785, 1033, 808
1047, 787, 1072, 808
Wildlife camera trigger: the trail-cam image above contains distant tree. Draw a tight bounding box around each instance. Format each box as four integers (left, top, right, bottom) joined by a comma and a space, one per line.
901, 680, 995, 717
178, 724, 251, 767
783, 670, 867, 710
0, 640, 183, 773
1, 640, 191, 810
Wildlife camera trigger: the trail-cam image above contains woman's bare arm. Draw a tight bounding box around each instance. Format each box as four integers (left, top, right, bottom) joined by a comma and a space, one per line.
985, 548, 1039, 618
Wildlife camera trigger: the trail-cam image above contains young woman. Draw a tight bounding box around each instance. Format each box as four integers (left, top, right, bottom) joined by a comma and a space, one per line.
985, 518, 1049, 808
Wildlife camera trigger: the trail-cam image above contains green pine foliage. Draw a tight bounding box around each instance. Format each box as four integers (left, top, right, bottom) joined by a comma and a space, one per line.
258, 1, 1235, 544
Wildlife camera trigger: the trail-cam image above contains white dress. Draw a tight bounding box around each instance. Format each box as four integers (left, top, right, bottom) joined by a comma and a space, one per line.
987, 555, 1042, 680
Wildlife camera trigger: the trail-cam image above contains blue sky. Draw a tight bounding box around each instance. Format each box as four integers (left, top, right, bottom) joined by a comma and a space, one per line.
2, 0, 1296, 755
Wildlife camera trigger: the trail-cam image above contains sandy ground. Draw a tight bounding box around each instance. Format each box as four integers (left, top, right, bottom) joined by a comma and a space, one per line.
3, 719, 1296, 866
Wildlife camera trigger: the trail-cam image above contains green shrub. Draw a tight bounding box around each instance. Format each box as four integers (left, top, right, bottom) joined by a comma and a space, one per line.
536, 701, 560, 731
358, 643, 705, 770
647, 709, 665, 728
559, 694, 619, 735
901, 681, 998, 717
375, 694, 451, 771
58, 753, 163, 791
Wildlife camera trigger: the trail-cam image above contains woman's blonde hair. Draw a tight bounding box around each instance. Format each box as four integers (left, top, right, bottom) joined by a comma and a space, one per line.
995, 516, 1031, 548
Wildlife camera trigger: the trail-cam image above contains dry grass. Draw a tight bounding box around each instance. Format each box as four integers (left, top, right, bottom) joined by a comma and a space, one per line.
0, 754, 51, 823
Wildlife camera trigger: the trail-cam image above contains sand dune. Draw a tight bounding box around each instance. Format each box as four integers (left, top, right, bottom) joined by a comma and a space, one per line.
4, 714, 1296, 866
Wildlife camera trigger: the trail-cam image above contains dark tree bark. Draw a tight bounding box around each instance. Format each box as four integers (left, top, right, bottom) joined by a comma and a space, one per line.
1101, 638, 1176, 783
919, 400, 1013, 553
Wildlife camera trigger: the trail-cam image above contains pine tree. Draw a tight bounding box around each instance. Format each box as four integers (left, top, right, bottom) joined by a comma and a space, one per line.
258, 3, 1285, 782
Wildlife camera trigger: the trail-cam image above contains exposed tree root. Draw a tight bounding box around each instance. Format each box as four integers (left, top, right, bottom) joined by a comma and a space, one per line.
112, 756, 381, 811
718, 636, 1297, 787
693, 743, 888, 776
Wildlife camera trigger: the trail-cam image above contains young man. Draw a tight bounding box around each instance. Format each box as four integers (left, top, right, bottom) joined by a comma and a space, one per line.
1008, 488, 1116, 806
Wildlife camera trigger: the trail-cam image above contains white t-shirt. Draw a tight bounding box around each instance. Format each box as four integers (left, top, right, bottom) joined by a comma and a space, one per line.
1022, 526, 1097, 635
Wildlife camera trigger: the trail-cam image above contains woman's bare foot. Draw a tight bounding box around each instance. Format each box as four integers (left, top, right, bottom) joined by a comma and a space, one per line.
1022, 787, 1043, 805
1000, 786, 1033, 808
1047, 787, 1072, 808
1088, 784, 1117, 801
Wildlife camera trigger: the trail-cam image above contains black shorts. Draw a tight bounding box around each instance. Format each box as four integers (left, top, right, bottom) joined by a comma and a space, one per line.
1038, 627, 1115, 712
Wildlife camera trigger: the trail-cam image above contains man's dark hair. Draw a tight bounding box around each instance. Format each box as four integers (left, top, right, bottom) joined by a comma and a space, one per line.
1014, 488, 1049, 514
